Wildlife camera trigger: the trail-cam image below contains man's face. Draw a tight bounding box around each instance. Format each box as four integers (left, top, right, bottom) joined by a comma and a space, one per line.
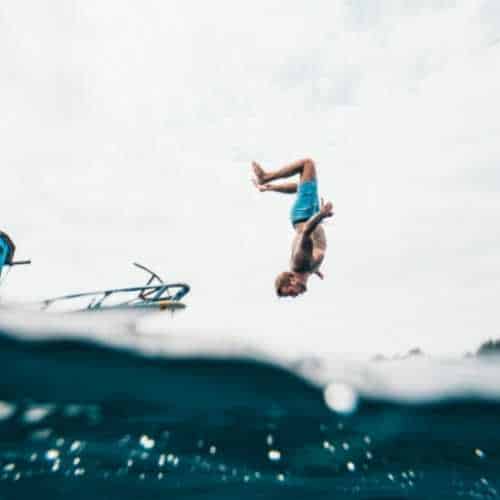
280, 278, 306, 297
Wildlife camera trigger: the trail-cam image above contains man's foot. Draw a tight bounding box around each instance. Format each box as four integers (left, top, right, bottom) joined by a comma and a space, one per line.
252, 161, 267, 184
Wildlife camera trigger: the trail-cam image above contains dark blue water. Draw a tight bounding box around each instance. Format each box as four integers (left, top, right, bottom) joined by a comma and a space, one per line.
1, 330, 499, 499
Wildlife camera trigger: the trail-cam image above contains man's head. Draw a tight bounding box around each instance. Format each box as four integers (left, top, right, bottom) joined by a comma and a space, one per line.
275, 271, 307, 297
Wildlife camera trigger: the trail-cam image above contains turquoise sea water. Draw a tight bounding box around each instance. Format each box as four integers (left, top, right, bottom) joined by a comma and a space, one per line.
1, 324, 499, 499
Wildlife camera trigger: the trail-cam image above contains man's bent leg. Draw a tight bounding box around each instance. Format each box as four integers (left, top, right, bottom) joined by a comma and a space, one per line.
253, 158, 316, 184
300, 159, 316, 183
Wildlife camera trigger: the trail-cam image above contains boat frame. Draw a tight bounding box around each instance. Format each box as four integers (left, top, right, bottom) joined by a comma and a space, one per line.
41, 263, 190, 312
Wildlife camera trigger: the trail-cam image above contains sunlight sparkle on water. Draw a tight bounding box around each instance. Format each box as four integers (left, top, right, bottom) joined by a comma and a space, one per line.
70, 441, 83, 453
139, 435, 155, 449
23, 406, 54, 424
0, 401, 16, 421
45, 449, 60, 460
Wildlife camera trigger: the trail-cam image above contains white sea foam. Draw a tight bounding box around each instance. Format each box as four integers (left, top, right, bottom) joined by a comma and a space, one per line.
1, 305, 500, 406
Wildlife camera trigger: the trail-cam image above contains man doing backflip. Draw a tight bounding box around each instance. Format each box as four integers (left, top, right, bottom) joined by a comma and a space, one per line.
252, 158, 334, 297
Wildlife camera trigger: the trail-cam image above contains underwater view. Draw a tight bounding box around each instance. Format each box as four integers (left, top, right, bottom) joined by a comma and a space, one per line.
1, 312, 500, 500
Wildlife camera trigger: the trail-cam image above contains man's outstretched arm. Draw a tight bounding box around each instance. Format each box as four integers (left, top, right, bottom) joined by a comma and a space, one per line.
303, 199, 334, 237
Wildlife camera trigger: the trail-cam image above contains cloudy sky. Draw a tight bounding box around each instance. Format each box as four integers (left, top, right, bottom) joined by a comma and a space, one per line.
1, 0, 499, 357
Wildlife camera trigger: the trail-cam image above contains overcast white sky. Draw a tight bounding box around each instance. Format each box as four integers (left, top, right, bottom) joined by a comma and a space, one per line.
1, 0, 499, 357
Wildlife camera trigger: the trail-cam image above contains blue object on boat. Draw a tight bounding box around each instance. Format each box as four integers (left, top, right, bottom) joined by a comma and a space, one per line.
0, 231, 15, 277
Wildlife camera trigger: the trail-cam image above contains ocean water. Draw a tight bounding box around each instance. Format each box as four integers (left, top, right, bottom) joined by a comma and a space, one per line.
1, 311, 500, 499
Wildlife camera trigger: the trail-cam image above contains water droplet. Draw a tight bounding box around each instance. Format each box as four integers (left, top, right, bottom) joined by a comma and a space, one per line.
366, 451, 373, 460
70, 441, 82, 453
209, 446, 217, 455
45, 449, 60, 461
268, 450, 281, 461
63, 404, 83, 417
74, 468, 85, 476
363, 436, 371, 445
139, 435, 155, 450
347, 462, 356, 472
73, 457, 81, 466
266, 434, 274, 446
475, 448, 485, 458
388, 473, 395, 481
3, 464, 15, 472
342, 442, 350, 451
158, 454, 166, 467
323, 441, 335, 452
118, 435, 131, 446
30, 428, 53, 441
324, 383, 358, 414
277, 473, 285, 482
0, 401, 16, 421
23, 405, 54, 424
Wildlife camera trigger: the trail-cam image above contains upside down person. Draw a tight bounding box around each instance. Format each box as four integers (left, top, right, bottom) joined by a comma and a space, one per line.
252, 158, 334, 297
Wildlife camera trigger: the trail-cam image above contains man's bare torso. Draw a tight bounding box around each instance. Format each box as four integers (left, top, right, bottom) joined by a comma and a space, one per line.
291, 223, 327, 273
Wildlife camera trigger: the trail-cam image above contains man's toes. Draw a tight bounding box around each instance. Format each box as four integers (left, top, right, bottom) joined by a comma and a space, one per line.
252, 162, 265, 183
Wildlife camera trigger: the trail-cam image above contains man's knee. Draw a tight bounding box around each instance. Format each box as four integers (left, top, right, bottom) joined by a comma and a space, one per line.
302, 158, 316, 181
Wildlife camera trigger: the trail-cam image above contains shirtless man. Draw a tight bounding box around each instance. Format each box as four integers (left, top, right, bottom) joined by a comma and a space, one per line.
252, 158, 334, 297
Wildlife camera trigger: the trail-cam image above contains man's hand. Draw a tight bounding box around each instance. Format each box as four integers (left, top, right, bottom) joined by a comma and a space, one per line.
320, 198, 334, 218
252, 178, 271, 192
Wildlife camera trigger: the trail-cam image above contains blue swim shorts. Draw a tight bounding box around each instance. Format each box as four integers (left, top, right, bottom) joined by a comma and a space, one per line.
290, 179, 320, 225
